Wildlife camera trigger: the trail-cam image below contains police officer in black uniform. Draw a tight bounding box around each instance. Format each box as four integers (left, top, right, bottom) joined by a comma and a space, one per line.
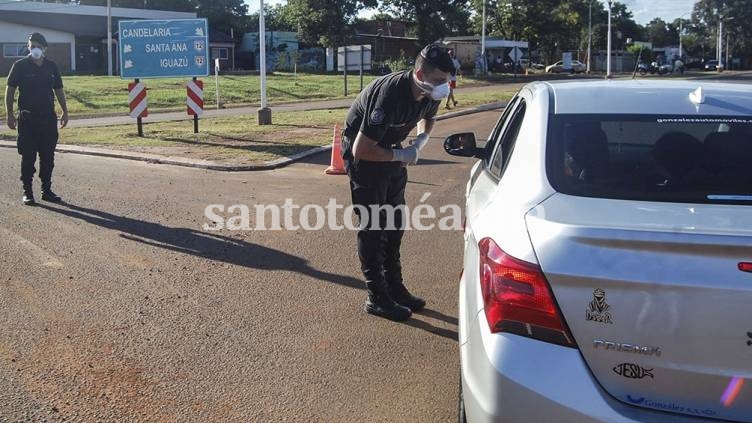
342, 44, 453, 321
5, 32, 69, 206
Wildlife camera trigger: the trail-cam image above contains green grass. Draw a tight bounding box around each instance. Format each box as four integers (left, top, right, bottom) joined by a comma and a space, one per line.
1, 72, 497, 118
0, 109, 348, 163
0, 85, 516, 164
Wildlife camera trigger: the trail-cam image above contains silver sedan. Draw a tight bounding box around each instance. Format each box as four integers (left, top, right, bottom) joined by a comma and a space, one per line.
444, 80, 752, 422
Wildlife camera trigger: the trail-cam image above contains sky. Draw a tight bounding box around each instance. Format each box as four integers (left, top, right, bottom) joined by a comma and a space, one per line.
619, 0, 697, 24
245, 0, 698, 26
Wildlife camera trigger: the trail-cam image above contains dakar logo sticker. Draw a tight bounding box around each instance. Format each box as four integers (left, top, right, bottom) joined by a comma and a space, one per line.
586, 288, 613, 324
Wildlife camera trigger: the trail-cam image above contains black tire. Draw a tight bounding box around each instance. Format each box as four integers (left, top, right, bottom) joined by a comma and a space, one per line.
458, 374, 468, 423
639, 69, 647, 76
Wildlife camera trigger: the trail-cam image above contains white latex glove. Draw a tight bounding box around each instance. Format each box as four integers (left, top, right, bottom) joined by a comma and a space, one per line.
410, 133, 430, 151
391, 145, 419, 165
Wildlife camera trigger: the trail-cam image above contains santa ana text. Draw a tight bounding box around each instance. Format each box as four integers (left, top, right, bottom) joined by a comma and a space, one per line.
146, 43, 188, 53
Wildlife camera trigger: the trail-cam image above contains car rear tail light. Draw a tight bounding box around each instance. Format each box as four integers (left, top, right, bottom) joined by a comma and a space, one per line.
479, 238, 575, 347
739, 263, 752, 273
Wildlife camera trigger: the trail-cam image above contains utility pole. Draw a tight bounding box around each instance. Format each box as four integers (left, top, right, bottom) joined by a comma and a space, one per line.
677, 12, 690, 60
258, 0, 272, 124
606, 0, 612, 78
107, 0, 112, 76
481, 0, 486, 74
717, 19, 722, 71
587, 0, 592, 74
726, 31, 730, 70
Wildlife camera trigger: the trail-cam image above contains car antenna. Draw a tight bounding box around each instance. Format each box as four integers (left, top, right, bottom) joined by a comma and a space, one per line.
689, 87, 705, 105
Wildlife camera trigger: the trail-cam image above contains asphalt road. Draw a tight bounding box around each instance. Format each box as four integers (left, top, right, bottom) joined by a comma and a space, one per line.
0, 111, 498, 422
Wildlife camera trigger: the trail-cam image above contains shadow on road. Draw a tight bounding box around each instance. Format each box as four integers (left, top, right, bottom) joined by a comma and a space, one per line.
39, 202, 363, 291
405, 318, 458, 341
39, 201, 458, 341
417, 308, 459, 326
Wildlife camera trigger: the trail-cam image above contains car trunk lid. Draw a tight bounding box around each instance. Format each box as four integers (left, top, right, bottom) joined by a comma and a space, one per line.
526, 193, 752, 422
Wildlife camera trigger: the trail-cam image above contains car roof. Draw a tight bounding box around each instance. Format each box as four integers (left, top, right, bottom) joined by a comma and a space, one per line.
535, 80, 752, 116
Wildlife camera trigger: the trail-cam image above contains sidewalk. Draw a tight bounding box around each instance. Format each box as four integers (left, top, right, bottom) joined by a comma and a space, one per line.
67, 98, 357, 128
0, 100, 505, 171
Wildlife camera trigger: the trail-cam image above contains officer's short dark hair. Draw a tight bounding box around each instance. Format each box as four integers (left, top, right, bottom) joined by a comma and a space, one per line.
28, 32, 48, 47
415, 44, 454, 74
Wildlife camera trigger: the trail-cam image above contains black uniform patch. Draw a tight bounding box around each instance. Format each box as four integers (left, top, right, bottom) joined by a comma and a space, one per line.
370, 108, 385, 125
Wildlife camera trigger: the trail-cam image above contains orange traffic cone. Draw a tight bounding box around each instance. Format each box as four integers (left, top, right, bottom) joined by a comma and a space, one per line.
325, 123, 347, 175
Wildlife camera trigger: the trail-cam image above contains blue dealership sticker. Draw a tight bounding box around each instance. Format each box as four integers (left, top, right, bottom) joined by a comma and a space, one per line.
626, 395, 645, 404
625, 395, 716, 416
119, 19, 209, 79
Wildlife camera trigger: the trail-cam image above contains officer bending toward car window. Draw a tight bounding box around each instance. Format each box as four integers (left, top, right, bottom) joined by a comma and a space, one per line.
5, 32, 69, 206
341, 44, 453, 321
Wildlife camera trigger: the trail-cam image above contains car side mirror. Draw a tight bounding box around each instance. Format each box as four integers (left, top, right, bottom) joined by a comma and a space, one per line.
444, 132, 485, 158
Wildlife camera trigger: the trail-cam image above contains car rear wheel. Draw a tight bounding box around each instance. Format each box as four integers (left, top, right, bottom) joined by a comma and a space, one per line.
458, 374, 467, 423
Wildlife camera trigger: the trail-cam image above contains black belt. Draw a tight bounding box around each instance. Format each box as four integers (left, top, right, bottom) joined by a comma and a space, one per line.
343, 134, 402, 149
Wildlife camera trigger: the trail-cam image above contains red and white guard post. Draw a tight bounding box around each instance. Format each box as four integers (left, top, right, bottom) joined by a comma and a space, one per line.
187, 76, 204, 133
128, 79, 148, 137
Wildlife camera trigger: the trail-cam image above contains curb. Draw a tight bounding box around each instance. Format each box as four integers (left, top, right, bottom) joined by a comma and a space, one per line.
0, 102, 505, 172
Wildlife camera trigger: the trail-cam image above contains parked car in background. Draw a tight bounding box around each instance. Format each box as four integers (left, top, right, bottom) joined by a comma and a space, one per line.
521, 59, 546, 70
545, 60, 586, 73
684, 59, 705, 70
444, 80, 752, 422
704, 60, 720, 71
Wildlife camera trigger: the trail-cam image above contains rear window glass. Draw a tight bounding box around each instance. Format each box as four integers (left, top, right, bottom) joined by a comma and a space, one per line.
547, 115, 752, 204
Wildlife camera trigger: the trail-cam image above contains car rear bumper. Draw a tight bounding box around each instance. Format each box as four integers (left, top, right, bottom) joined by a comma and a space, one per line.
460, 307, 712, 423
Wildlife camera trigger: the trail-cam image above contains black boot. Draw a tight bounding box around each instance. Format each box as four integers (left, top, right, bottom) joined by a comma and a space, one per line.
364, 281, 412, 322
41, 182, 61, 203
22, 185, 35, 206
388, 280, 426, 312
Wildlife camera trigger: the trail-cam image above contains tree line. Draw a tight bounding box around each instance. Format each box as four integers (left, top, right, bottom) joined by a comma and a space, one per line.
37, 0, 752, 63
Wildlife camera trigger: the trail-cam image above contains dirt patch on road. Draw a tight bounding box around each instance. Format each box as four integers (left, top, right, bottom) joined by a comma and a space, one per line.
22, 321, 178, 421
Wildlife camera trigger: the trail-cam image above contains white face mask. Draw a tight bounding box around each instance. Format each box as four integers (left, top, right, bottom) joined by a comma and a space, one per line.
29, 47, 43, 60
427, 81, 450, 100
417, 75, 450, 100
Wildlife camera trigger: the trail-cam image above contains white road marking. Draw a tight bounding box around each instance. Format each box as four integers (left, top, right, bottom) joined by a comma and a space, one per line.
0, 227, 63, 268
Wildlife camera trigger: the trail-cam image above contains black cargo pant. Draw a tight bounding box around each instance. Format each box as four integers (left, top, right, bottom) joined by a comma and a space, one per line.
17, 111, 58, 189
343, 136, 407, 287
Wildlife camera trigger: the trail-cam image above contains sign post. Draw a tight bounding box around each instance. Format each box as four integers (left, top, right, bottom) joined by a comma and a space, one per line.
343, 48, 348, 96
338, 45, 372, 96
214, 58, 221, 110
360, 45, 364, 92
119, 19, 209, 135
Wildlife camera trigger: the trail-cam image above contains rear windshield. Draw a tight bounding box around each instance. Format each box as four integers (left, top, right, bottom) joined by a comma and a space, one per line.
547, 115, 752, 204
